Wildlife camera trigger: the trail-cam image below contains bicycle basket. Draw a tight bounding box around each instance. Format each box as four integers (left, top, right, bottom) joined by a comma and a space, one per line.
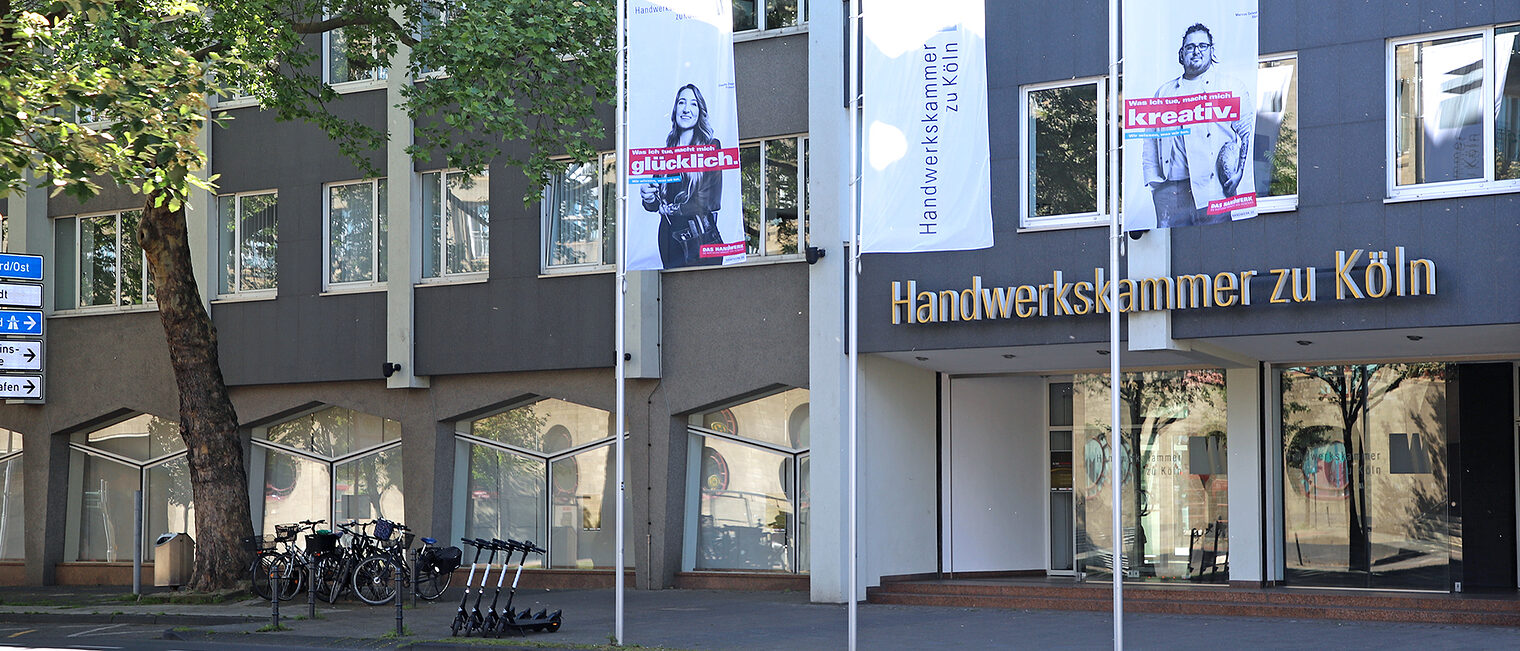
241, 534, 277, 553
425, 546, 463, 573
373, 519, 395, 541
305, 532, 339, 554
274, 524, 300, 542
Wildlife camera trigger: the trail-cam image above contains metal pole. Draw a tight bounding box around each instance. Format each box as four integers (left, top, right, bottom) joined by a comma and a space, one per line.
411, 547, 419, 609
307, 551, 317, 619
271, 562, 281, 628
1107, 0, 1124, 648
395, 557, 404, 637
846, 0, 861, 649
132, 490, 142, 597
613, 0, 628, 645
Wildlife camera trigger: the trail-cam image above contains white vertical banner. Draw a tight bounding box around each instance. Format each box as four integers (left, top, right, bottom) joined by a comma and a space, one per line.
625, 0, 745, 270
860, 0, 993, 253
1123, 1, 1259, 231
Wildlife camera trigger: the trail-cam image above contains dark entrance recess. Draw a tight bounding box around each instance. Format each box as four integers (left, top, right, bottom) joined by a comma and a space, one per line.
1455, 363, 1517, 592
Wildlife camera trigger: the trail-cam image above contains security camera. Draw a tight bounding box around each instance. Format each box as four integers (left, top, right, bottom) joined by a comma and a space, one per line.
382, 362, 402, 378
805, 246, 826, 265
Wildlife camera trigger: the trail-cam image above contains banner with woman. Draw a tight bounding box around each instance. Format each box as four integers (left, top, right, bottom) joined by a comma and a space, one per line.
625, 0, 746, 270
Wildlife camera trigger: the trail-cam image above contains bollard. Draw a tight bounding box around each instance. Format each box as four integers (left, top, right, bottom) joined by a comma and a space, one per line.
132, 490, 142, 597
308, 552, 317, 619
394, 559, 404, 637
410, 548, 418, 609
270, 563, 281, 629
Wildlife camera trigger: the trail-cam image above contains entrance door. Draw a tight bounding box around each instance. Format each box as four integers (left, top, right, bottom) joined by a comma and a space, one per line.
1456, 363, 1517, 591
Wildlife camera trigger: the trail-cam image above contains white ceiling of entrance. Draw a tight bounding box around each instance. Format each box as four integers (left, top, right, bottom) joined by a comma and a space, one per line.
878, 324, 1520, 375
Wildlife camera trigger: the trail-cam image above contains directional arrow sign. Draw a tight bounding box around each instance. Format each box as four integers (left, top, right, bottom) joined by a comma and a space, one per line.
0, 309, 41, 336
0, 254, 42, 281
0, 341, 41, 370
0, 375, 41, 400
0, 283, 42, 309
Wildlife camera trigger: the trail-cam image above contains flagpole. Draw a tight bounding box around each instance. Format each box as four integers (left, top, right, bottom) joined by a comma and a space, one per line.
846, 0, 861, 649
1107, 0, 1124, 648
613, 0, 627, 645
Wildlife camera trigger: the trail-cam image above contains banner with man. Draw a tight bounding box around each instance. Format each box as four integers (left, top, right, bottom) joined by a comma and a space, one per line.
625, 0, 746, 270
1123, 2, 1259, 231
860, 0, 993, 253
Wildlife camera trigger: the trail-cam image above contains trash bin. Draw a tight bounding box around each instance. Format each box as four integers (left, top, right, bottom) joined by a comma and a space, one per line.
154, 533, 194, 587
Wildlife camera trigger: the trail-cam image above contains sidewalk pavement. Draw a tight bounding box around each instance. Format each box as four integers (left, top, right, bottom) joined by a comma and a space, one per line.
4, 584, 1520, 650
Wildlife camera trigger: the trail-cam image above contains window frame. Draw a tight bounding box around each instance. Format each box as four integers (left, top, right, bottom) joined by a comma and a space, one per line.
421, 168, 490, 284
322, 26, 388, 91
54, 210, 156, 312
215, 190, 279, 301
732, 0, 807, 37
541, 152, 616, 275
322, 178, 388, 293
1019, 55, 1302, 231
1385, 24, 1520, 202
741, 133, 810, 260
249, 405, 404, 534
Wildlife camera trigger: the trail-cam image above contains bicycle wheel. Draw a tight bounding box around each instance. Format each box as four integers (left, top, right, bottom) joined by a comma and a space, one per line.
351, 556, 398, 605
250, 554, 278, 600
277, 553, 305, 601
315, 556, 344, 603
413, 561, 452, 600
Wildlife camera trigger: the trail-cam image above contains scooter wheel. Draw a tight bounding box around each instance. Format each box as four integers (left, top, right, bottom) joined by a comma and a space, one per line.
547, 619, 561, 633
449, 613, 466, 637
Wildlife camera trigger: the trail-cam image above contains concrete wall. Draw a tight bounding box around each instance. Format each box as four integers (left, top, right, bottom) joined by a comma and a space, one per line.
945, 375, 1046, 573
857, 356, 939, 598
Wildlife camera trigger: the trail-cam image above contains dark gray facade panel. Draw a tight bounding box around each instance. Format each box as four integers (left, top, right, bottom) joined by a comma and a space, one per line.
412, 274, 614, 376
659, 262, 809, 413
211, 91, 389, 190
859, 1, 1520, 353
216, 292, 388, 386
735, 34, 809, 138
47, 180, 143, 217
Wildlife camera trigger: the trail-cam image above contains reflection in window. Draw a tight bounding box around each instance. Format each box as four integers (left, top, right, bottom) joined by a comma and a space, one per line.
456, 398, 632, 569
327, 179, 388, 288
739, 136, 807, 257
66, 414, 188, 562
1280, 363, 1453, 590
423, 169, 490, 279
1256, 57, 1299, 198
0, 431, 22, 560
55, 211, 153, 310
544, 154, 618, 270
688, 388, 810, 573
1027, 82, 1102, 220
252, 406, 402, 533
325, 27, 386, 84
1071, 371, 1228, 583
218, 191, 278, 296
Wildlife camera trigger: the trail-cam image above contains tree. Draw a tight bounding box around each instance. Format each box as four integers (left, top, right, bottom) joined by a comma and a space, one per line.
1, 0, 613, 589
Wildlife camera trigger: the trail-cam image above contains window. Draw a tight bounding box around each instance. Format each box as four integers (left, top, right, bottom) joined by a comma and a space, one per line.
0, 429, 21, 560
1389, 25, 1520, 199
454, 398, 633, 569
217, 191, 278, 297
685, 388, 810, 573
52, 211, 154, 310
325, 179, 388, 290
544, 153, 616, 271
1020, 57, 1300, 229
250, 406, 403, 534
740, 136, 808, 257
325, 27, 387, 86
423, 169, 489, 280
544, 136, 810, 271
734, 0, 806, 33
64, 414, 191, 562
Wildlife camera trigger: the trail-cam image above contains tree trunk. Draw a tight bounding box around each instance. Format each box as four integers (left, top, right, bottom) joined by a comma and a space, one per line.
139, 192, 253, 591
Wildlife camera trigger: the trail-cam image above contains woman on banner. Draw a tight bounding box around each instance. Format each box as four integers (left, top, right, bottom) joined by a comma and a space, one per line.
640, 84, 725, 268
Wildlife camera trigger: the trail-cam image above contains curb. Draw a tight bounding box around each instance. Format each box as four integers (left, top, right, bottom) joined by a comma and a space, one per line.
0, 611, 262, 625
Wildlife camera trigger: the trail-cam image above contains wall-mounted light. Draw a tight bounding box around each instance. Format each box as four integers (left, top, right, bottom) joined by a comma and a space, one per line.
1096, 350, 1110, 356
806, 246, 827, 265
382, 362, 402, 378
914, 356, 929, 361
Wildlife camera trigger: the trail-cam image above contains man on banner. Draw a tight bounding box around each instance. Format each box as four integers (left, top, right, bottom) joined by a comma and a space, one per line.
1137, 23, 1255, 228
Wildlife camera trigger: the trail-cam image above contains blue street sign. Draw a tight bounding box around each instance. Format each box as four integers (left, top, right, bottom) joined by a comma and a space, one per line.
0, 309, 42, 336
0, 254, 42, 282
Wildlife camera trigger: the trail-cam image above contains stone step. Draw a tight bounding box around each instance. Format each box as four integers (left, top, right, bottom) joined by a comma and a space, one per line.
866, 589, 1520, 626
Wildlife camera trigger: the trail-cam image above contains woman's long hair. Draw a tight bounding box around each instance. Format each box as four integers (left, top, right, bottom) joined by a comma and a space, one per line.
666, 83, 715, 147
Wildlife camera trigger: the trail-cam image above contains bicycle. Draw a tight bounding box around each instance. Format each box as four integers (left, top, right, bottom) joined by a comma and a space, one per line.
320, 519, 383, 603
350, 520, 453, 605
246, 519, 326, 601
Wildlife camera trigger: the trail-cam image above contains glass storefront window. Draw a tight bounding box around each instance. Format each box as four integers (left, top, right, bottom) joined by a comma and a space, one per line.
1072, 370, 1228, 583
252, 406, 402, 533
0, 452, 20, 560
66, 415, 190, 562
456, 397, 630, 570
688, 387, 810, 573
1280, 363, 1454, 590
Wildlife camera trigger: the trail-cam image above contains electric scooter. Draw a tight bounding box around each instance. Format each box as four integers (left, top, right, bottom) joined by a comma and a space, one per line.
449, 538, 496, 636
464, 538, 500, 635
480, 539, 519, 635
494, 539, 561, 635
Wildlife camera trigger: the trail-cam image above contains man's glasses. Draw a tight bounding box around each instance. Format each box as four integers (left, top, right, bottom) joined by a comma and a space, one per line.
1182, 43, 1214, 53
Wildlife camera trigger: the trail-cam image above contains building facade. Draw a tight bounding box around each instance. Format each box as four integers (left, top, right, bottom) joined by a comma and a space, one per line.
1, 0, 1518, 608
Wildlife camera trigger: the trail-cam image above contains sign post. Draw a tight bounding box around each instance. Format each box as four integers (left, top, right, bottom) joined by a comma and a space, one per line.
0, 254, 44, 403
